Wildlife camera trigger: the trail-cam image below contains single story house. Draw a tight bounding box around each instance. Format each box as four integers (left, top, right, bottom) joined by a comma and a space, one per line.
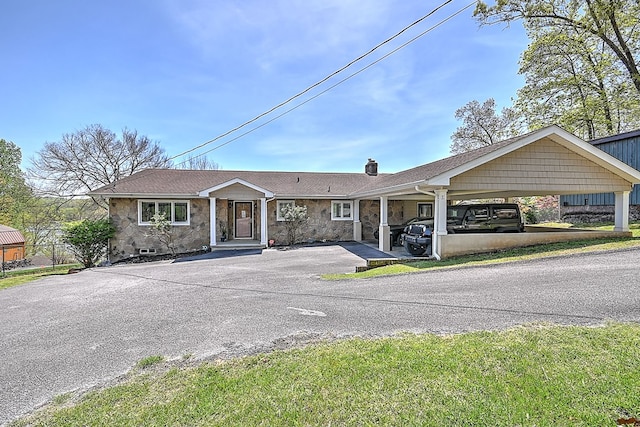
0, 225, 26, 262
89, 125, 640, 262
561, 128, 640, 222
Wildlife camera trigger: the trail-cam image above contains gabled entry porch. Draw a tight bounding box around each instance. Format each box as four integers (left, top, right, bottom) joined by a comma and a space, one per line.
198, 178, 273, 248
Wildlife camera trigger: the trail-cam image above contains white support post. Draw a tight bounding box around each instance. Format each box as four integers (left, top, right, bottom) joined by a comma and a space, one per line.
378, 196, 390, 252
433, 189, 448, 259
434, 189, 448, 236
614, 191, 630, 232
353, 199, 362, 241
209, 197, 217, 246
260, 198, 268, 245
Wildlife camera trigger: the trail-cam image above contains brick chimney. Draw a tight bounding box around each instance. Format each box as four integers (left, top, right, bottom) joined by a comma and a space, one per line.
365, 158, 378, 176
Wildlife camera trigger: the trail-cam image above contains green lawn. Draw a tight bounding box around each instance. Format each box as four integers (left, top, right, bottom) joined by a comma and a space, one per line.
325, 222, 640, 280
8, 225, 640, 425
0, 265, 82, 290
14, 323, 640, 426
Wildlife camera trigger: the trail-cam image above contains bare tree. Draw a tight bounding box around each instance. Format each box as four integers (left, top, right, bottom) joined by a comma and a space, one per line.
29, 124, 171, 209
450, 99, 522, 154
177, 154, 219, 170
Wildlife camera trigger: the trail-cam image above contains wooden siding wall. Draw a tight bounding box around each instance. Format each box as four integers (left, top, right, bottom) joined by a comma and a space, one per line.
561, 134, 640, 206
212, 183, 265, 200
1, 244, 25, 262
451, 138, 631, 194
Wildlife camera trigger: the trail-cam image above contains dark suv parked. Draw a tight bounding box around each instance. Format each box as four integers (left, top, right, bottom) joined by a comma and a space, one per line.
400, 203, 524, 256
446, 203, 524, 233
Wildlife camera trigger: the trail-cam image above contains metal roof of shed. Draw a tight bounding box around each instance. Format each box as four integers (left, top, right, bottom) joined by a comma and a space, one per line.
0, 225, 26, 245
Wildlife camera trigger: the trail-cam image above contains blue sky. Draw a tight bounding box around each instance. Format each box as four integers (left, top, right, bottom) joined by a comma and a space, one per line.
2, 0, 527, 174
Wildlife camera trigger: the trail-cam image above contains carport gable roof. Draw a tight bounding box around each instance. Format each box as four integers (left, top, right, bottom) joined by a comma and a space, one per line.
351, 125, 640, 197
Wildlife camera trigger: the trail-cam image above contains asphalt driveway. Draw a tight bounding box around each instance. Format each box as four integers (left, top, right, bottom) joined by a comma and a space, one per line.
1, 244, 640, 425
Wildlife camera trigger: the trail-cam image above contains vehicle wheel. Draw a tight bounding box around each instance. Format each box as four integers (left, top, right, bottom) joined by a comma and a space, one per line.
395, 234, 404, 247
404, 241, 426, 256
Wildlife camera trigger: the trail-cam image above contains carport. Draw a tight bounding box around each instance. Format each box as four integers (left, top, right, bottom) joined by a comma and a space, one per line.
352, 126, 640, 259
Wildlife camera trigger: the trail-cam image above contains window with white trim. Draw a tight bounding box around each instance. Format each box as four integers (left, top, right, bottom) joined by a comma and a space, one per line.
138, 200, 190, 225
331, 200, 353, 220
417, 202, 433, 218
276, 200, 295, 221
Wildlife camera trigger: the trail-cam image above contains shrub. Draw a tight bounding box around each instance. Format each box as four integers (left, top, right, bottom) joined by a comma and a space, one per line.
280, 204, 308, 245
146, 212, 176, 256
63, 219, 115, 267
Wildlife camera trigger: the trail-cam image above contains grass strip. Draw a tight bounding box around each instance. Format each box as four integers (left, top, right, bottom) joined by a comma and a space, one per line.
14, 323, 640, 427
325, 234, 640, 280
0, 265, 82, 290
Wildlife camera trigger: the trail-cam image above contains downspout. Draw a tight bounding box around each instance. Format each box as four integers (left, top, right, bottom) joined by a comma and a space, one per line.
266, 197, 276, 245
414, 186, 441, 260
105, 197, 111, 264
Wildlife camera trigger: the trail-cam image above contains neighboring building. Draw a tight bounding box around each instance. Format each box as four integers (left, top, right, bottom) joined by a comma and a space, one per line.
0, 225, 26, 262
89, 126, 640, 261
561, 129, 640, 222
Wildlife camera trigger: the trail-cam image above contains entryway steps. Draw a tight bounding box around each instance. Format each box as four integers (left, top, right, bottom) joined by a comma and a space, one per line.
211, 241, 265, 251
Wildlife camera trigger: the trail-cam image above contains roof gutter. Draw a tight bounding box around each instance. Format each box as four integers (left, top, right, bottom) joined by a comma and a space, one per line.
414, 186, 440, 261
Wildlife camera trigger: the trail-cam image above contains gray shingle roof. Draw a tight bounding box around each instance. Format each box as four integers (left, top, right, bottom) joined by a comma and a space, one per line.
86, 128, 544, 199
89, 169, 391, 198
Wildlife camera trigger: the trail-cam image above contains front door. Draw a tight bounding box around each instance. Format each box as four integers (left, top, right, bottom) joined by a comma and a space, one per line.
235, 202, 253, 238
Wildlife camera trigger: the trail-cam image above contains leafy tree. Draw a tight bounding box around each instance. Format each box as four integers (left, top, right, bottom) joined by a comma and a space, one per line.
146, 212, 176, 256
515, 195, 560, 223
29, 124, 171, 209
20, 197, 63, 253
450, 99, 522, 154
63, 219, 115, 267
474, 0, 640, 95
0, 139, 32, 227
280, 204, 308, 246
513, 10, 640, 139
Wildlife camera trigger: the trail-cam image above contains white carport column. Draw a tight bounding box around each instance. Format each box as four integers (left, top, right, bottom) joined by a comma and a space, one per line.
614, 191, 630, 232
260, 198, 268, 245
353, 199, 362, 241
378, 196, 391, 251
209, 197, 217, 246
433, 189, 448, 257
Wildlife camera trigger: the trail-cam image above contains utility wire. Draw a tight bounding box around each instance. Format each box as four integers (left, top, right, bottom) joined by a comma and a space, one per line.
179, 1, 477, 163
170, 0, 456, 162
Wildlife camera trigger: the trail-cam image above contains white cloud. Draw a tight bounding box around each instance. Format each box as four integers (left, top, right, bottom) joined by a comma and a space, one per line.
162, 0, 395, 64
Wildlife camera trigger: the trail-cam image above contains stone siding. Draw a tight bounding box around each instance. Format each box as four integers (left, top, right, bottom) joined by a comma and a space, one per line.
560, 205, 640, 223
358, 199, 404, 240
266, 199, 404, 244
109, 198, 210, 261
109, 197, 410, 258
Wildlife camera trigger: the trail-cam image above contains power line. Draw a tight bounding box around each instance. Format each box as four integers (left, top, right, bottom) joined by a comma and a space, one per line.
180, 1, 477, 163
170, 0, 457, 163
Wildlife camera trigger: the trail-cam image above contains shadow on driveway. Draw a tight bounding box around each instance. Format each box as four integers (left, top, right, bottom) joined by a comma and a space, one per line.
338, 242, 394, 260
173, 249, 263, 263
172, 242, 392, 264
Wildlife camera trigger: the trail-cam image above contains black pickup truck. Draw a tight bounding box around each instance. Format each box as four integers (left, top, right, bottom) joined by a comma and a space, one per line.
401, 223, 432, 256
